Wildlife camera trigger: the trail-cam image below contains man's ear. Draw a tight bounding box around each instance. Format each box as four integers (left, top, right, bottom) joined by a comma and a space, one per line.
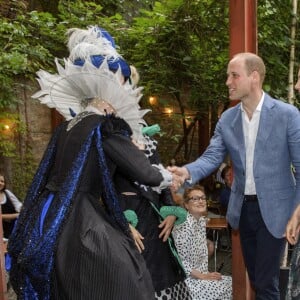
251, 70, 260, 83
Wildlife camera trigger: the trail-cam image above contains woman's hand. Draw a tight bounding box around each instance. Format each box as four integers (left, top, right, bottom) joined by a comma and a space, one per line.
158, 215, 176, 242
129, 224, 145, 253
201, 272, 222, 281
192, 270, 222, 281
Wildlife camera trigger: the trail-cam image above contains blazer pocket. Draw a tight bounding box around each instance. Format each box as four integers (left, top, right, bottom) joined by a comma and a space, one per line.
273, 186, 295, 200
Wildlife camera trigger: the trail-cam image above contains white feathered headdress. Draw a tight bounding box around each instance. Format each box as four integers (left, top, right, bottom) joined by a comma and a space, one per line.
67, 26, 119, 60
67, 26, 131, 79
32, 58, 149, 143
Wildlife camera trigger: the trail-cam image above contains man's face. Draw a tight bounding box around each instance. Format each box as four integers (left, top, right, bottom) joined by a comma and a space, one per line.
224, 169, 232, 187
226, 58, 253, 101
295, 69, 300, 93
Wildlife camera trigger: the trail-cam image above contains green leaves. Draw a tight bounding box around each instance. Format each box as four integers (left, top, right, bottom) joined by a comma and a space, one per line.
0, 0, 298, 164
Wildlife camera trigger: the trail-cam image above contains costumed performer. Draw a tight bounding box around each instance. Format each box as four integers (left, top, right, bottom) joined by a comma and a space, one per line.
7, 47, 174, 299
66, 25, 191, 300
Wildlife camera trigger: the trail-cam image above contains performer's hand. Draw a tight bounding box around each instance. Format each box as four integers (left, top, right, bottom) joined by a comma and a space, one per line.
168, 166, 190, 191
286, 205, 300, 245
131, 138, 145, 150
129, 224, 145, 253
158, 215, 176, 242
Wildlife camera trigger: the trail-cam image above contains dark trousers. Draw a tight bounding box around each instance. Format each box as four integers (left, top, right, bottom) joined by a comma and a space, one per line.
239, 200, 286, 300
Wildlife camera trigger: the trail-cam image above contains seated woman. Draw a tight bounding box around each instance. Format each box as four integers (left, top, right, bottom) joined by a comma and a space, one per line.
172, 185, 232, 300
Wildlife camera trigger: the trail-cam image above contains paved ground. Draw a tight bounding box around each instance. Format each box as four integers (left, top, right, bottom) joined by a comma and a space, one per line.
6, 248, 232, 300
4, 239, 277, 298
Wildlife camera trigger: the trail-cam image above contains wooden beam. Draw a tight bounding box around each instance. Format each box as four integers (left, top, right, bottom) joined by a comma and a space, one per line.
51, 109, 64, 131
229, 0, 257, 56
229, 0, 257, 299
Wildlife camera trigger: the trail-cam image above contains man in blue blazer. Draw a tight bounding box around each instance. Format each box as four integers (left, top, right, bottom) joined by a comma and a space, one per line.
169, 52, 300, 299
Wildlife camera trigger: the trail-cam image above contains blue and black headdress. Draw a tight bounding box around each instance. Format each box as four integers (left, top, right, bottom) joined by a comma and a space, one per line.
67, 26, 131, 80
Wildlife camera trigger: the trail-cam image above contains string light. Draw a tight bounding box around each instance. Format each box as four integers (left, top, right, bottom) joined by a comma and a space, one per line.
166, 108, 173, 115
149, 96, 157, 105
0, 118, 15, 136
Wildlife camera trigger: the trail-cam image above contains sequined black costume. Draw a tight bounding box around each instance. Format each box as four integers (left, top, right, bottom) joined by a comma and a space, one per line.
8, 113, 165, 300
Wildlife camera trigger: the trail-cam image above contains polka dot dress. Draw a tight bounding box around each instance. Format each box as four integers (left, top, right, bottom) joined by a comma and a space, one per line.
143, 135, 158, 158
155, 281, 192, 300
173, 214, 232, 300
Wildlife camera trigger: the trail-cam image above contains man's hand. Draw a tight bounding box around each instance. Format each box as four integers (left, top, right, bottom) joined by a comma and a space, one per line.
129, 224, 145, 253
158, 215, 176, 242
286, 205, 300, 245
168, 166, 190, 191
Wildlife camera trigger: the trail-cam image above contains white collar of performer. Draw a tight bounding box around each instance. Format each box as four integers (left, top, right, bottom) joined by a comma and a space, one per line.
32, 58, 150, 144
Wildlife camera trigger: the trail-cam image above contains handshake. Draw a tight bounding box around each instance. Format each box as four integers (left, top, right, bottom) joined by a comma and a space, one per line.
152, 164, 191, 192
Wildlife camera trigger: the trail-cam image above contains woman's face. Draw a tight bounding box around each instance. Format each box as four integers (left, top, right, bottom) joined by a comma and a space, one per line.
0, 175, 5, 191
184, 189, 207, 217
295, 69, 300, 93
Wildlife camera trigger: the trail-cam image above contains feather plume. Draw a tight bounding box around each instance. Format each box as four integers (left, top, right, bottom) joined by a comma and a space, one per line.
68, 26, 120, 62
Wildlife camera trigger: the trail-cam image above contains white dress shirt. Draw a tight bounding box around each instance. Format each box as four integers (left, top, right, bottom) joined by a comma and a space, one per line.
241, 92, 265, 195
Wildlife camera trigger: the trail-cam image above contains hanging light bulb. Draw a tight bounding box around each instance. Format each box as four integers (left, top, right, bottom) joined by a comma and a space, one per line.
149, 96, 157, 105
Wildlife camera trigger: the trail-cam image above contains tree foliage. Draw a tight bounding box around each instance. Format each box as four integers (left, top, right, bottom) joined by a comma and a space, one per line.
1, 0, 298, 110
0, 0, 298, 169
111, 0, 230, 162
258, 0, 299, 104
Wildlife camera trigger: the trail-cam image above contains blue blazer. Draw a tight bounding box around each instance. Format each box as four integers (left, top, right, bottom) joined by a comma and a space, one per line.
186, 94, 300, 238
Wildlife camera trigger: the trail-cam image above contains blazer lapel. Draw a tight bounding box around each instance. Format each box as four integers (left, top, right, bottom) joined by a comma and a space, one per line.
255, 95, 275, 148
254, 95, 275, 170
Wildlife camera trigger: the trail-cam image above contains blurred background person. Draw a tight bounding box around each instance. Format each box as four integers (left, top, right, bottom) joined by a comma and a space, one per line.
0, 172, 22, 240
219, 165, 232, 215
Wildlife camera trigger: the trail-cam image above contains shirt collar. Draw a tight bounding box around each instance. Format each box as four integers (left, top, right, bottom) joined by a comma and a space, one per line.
187, 212, 206, 224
